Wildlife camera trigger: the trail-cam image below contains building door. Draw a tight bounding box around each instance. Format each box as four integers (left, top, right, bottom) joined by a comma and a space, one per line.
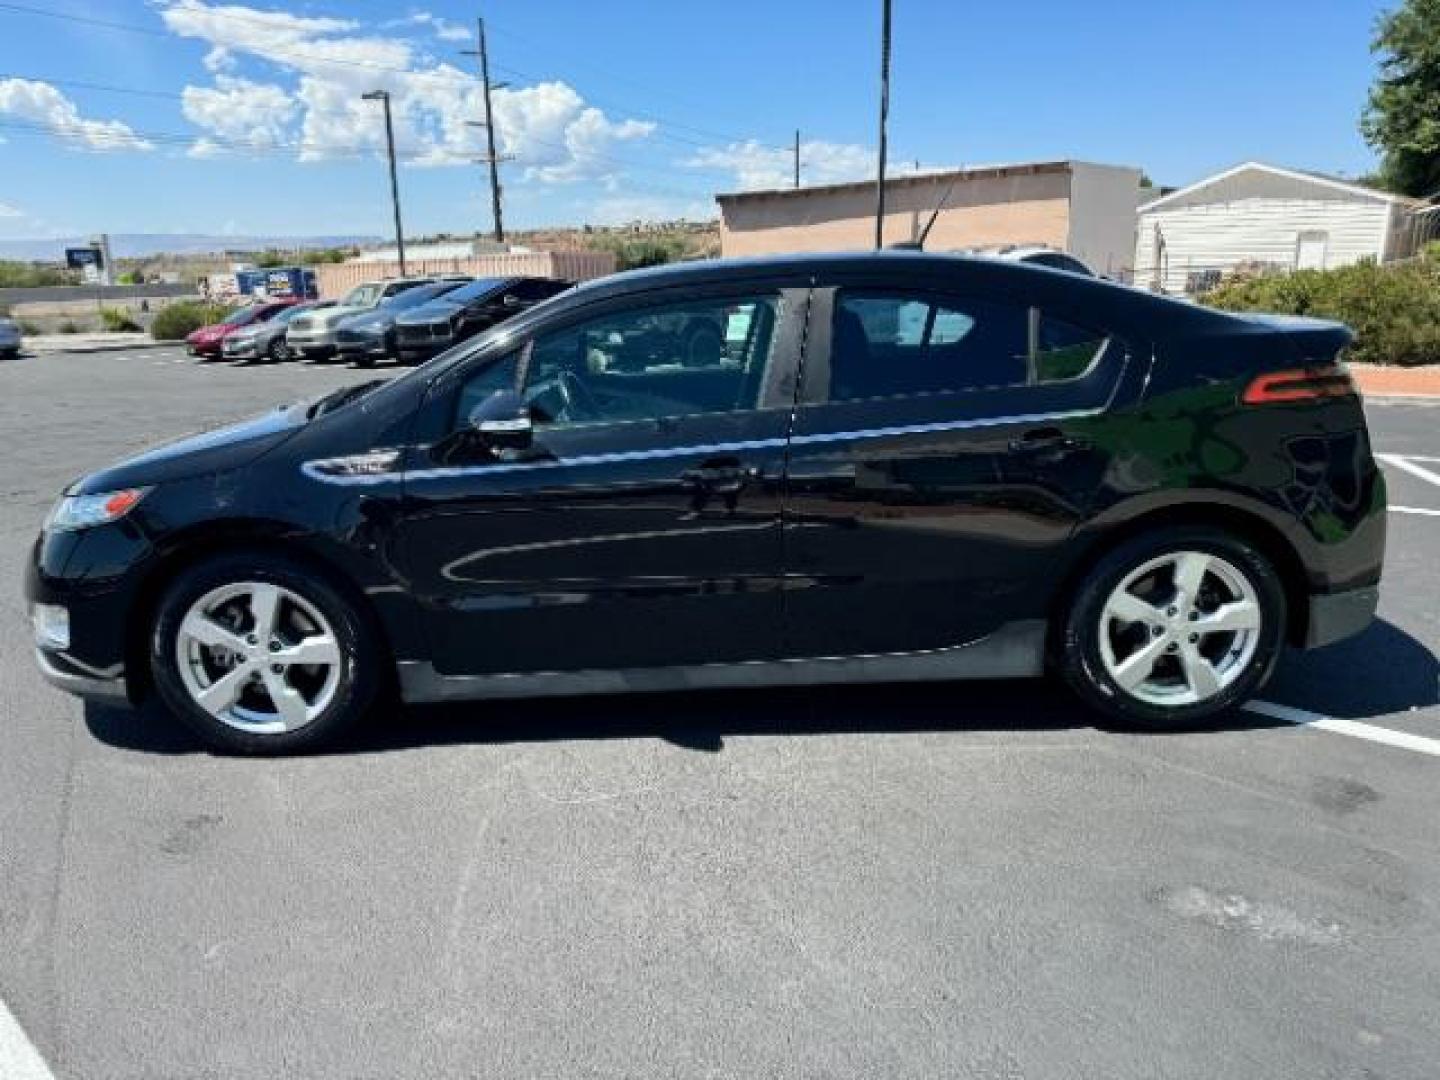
1296, 231, 1329, 270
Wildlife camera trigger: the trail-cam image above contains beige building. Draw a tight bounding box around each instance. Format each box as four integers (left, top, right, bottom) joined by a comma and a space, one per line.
716, 160, 1142, 280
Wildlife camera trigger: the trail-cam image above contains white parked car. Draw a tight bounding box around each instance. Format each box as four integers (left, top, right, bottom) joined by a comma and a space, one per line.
975, 245, 1095, 276
0, 316, 22, 359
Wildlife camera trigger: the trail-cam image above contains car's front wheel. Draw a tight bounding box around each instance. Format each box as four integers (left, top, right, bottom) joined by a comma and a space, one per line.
150, 552, 380, 754
1058, 527, 1286, 729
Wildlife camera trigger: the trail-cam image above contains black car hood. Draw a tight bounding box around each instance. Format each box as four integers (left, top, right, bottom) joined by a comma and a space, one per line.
71, 404, 305, 494
396, 298, 465, 325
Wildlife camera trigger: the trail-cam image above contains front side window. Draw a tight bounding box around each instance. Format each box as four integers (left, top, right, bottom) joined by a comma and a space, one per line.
521, 294, 783, 427
830, 291, 1108, 402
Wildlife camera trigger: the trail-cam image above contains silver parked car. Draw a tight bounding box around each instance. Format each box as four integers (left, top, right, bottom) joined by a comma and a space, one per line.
222, 300, 334, 363
0, 315, 22, 359
285, 278, 441, 361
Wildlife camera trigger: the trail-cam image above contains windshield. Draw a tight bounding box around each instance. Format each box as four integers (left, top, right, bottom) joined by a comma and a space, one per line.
271, 304, 310, 324
222, 306, 264, 326
433, 277, 509, 305
382, 281, 467, 311
339, 284, 381, 307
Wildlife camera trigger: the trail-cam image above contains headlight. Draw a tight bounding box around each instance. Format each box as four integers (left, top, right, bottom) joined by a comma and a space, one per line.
46, 488, 150, 532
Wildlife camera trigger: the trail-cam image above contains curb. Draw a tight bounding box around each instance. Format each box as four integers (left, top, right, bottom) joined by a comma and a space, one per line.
21, 340, 175, 356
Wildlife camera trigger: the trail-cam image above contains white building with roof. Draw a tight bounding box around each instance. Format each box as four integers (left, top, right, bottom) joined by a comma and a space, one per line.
1135, 162, 1425, 294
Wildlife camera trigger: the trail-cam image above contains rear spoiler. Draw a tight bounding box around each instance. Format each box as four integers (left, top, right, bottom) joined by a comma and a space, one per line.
1228, 313, 1355, 363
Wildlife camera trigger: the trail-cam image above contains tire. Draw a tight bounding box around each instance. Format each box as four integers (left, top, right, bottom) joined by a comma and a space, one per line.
150, 551, 381, 754
353, 354, 374, 369
268, 337, 289, 363
1057, 526, 1286, 730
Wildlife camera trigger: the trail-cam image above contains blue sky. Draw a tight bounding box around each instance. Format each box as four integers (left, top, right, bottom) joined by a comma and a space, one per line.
0, 0, 1397, 241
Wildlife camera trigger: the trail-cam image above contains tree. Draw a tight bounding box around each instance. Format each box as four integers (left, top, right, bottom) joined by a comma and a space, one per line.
1362, 0, 1440, 197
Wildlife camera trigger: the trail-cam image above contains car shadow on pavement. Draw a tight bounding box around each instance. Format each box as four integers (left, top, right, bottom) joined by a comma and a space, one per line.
86, 676, 1283, 758
1264, 617, 1439, 720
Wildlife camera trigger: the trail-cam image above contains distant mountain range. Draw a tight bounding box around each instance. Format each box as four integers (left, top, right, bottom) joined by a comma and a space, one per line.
0, 234, 382, 261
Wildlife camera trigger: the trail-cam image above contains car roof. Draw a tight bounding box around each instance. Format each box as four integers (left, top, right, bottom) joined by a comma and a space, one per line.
564, 252, 1235, 339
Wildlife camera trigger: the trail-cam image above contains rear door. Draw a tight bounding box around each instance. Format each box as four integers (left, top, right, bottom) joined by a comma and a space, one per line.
781, 277, 1134, 660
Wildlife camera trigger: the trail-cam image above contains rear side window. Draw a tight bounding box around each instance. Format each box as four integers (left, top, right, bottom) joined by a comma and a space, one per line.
830, 291, 1109, 403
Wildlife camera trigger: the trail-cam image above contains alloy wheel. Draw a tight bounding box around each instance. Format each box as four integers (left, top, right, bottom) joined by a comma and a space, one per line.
174, 581, 343, 734
1097, 550, 1262, 707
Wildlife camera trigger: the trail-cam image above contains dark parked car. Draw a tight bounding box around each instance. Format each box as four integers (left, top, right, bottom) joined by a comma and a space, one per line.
394, 276, 572, 365
333, 280, 472, 368
27, 253, 1385, 754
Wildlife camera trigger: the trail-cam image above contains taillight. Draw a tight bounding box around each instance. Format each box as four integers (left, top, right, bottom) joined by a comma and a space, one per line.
1242, 362, 1357, 405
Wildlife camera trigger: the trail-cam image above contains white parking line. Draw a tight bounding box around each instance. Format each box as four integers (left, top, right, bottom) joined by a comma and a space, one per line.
1244, 700, 1440, 758
0, 997, 56, 1080
1391, 506, 1440, 518
1378, 453, 1440, 491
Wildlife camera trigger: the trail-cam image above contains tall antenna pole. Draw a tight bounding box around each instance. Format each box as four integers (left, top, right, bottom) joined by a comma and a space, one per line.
362, 90, 406, 275
465, 17, 506, 244
794, 129, 801, 189
874, 0, 892, 249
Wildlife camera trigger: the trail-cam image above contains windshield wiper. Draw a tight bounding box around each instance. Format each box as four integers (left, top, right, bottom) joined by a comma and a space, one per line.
306, 379, 387, 419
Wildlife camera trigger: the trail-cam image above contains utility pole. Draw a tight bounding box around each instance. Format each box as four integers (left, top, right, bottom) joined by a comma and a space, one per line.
362, 90, 407, 275
874, 0, 892, 249
462, 18, 508, 244
794, 129, 801, 189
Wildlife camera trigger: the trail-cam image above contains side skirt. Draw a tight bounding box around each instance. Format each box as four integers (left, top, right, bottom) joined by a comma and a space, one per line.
397, 620, 1047, 704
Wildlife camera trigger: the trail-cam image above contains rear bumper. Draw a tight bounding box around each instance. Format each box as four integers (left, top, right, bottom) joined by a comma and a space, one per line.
1305, 585, 1379, 649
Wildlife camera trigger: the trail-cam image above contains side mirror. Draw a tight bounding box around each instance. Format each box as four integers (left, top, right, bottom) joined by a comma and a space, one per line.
467, 389, 532, 450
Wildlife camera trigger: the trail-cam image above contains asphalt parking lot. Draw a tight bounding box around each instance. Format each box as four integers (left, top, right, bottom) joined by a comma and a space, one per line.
2, 347, 1438, 1079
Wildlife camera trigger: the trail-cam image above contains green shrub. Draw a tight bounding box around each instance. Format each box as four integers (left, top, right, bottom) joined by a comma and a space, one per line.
1202, 254, 1440, 366
57, 320, 82, 334
586, 235, 687, 271
150, 300, 235, 341
100, 306, 143, 332
19, 320, 42, 335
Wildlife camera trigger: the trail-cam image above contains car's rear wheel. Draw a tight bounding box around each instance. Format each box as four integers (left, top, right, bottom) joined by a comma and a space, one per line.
1058, 527, 1286, 729
268, 337, 289, 362
150, 552, 380, 754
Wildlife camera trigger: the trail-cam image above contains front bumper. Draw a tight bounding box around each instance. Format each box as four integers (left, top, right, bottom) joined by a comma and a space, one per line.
336, 332, 389, 357
223, 339, 263, 359
34, 646, 129, 705
1305, 585, 1379, 649
0, 332, 20, 352
287, 328, 341, 356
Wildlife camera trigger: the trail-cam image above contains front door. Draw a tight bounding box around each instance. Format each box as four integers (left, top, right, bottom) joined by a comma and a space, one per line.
393, 284, 807, 676
781, 282, 1131, 660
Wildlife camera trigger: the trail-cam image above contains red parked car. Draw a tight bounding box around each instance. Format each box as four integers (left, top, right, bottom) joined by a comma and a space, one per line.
184, 301, 299, 359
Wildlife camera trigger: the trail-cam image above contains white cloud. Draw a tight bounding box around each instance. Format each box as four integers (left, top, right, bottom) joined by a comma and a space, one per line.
396, 12, 472, 44
158, 0, 654, 183
0, 79, 154, 152
0, 200, 23, 218
181, 75, 297, 156
686, 138, 873, 191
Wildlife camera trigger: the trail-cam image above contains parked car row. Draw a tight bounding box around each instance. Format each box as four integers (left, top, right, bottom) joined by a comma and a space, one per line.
195, 275, 573, 368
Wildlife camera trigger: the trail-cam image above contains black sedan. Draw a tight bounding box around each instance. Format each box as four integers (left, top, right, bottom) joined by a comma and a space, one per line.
394, 275, 572, 365
27, 252, 1385, 754
333, 279, 471, 367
